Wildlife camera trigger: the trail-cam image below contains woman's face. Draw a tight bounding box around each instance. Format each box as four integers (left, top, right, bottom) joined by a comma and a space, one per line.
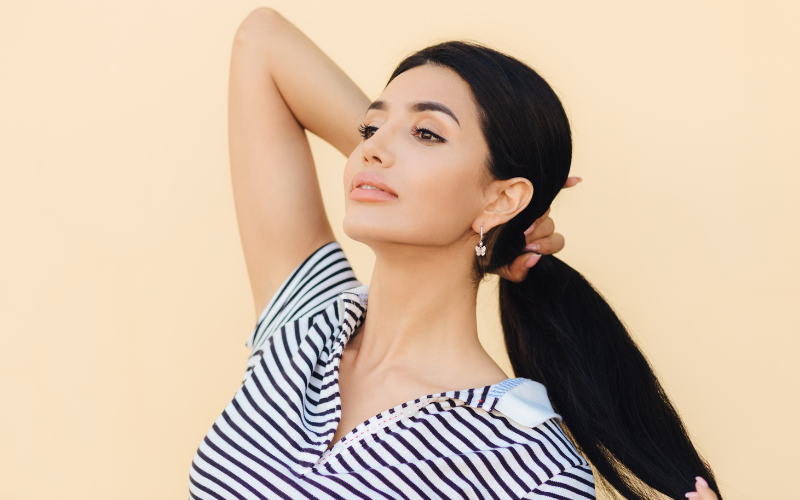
343, 65, 491, 252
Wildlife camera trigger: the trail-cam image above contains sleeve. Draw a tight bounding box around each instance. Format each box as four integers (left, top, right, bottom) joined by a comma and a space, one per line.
245, 241, 360, 352
521, 464, 596, 499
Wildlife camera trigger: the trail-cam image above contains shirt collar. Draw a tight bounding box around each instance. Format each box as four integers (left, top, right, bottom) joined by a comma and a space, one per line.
333, 284, 560, 429
336, 285, 370, 341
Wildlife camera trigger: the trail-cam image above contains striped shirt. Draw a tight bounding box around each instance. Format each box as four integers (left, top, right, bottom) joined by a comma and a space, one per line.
189, 242, 595, 499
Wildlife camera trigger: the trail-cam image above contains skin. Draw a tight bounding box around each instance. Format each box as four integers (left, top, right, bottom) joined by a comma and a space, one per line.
224, 9, 720, 500
229, 7, 573, 317
686, 477, 720, 499
335, 63, 535, 446
229, 7, 567, 447
230, 5, 573, 447
228, 8, 716, 500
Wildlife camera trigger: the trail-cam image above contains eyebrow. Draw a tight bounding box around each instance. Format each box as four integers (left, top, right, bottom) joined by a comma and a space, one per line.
367, 100, 460, 127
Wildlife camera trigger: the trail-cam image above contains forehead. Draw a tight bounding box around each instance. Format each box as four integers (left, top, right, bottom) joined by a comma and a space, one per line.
379, 65, 479, 122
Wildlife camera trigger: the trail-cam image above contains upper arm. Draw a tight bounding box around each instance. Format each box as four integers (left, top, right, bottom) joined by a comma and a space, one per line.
228, 9, 369, 316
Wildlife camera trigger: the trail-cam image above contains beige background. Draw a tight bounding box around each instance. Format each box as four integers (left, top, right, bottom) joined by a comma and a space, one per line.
1, 1, 798, 499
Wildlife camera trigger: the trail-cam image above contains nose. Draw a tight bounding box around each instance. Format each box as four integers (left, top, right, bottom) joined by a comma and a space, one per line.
361, 126, 394, 169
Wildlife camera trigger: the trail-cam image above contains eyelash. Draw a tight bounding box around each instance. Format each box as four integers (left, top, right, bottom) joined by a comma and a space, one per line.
357, 123, 446, 143
413, 126, 446, 143
357, 123, 376, 139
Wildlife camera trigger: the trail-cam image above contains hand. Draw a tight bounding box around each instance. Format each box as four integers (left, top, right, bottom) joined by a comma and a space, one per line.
685, 477, 719, 499
493, 176, 582, 283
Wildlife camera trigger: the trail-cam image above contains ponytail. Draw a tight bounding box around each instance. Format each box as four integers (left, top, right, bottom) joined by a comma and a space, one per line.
500, 255, 722, 500
389, 40, 724, 500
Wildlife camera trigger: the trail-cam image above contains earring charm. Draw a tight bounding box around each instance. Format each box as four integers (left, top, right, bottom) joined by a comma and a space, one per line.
475, 225, 486, 257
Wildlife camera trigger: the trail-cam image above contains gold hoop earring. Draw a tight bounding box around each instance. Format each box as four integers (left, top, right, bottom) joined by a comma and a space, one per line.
475, 224, 486, 257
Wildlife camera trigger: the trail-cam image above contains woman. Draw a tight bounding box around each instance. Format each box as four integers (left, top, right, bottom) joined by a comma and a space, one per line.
189, 8, 722, 500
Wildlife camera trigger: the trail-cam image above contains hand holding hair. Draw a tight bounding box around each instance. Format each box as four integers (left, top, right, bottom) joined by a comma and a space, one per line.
686, 477, 720, 499
492, 176, 581, 282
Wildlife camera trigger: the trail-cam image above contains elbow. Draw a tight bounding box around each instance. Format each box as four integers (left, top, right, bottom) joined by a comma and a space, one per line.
233, 7, 288, 47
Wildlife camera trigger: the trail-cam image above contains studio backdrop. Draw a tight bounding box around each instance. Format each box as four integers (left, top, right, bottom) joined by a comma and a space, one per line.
1, 1, 797, 499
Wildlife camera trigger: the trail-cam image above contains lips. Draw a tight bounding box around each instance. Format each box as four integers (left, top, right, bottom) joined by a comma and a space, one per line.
350, 172, 397, 195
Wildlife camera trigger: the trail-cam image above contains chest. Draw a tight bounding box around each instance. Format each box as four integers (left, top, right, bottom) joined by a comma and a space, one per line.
327, 350, 442, 450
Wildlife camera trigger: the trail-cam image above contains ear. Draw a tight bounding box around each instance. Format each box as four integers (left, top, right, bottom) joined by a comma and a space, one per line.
473, 177, 533, 233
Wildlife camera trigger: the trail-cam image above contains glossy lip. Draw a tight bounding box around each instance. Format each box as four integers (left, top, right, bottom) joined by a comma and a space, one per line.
350, 171, 397, 195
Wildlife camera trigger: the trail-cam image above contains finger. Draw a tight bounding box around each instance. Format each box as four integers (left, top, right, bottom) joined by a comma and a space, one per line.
493, 263, 522, 283
526, 232, 565, 256
494, 252, 541, 282
526, 216, 555, 243
524, 207, 551, 236
562, 176, 582, 189
695, 477, 718, 500
524, 252, 542, 269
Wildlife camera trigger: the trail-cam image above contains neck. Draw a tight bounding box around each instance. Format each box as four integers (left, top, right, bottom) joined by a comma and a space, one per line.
348, 241, 506, 388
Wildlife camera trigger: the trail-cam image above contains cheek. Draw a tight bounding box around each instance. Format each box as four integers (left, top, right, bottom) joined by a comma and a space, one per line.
395, 151, 485, 242
342, 144, 486, 248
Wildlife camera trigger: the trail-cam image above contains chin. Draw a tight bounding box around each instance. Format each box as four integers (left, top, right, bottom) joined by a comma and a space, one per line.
342, 211, 394, 246
342, 208, 417, 248
343, 211, 465, 252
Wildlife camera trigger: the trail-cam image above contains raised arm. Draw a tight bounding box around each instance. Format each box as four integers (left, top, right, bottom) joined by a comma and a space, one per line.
229, 8, 370, 316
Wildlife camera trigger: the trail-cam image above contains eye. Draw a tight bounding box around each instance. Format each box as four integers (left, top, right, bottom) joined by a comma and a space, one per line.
358, 123, 377, 140
412, 126, 446, 143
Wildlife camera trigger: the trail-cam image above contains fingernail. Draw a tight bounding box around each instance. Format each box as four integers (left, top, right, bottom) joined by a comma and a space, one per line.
695, 477, 708, 488
525, 243, 540, 253
575, 177, 582, 182
524, 253, 541, 268
523, 223, 535, 236
685, 493, 699, 499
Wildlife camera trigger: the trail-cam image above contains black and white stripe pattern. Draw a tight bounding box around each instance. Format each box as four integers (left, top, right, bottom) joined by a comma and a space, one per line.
189, 242, 595, 499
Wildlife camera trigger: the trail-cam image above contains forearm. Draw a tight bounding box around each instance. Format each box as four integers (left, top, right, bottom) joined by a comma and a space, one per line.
233, 8, 369, 157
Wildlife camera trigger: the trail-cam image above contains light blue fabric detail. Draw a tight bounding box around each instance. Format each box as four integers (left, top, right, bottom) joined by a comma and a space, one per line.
487, 378, 526, 398
493, 380, 562, 428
